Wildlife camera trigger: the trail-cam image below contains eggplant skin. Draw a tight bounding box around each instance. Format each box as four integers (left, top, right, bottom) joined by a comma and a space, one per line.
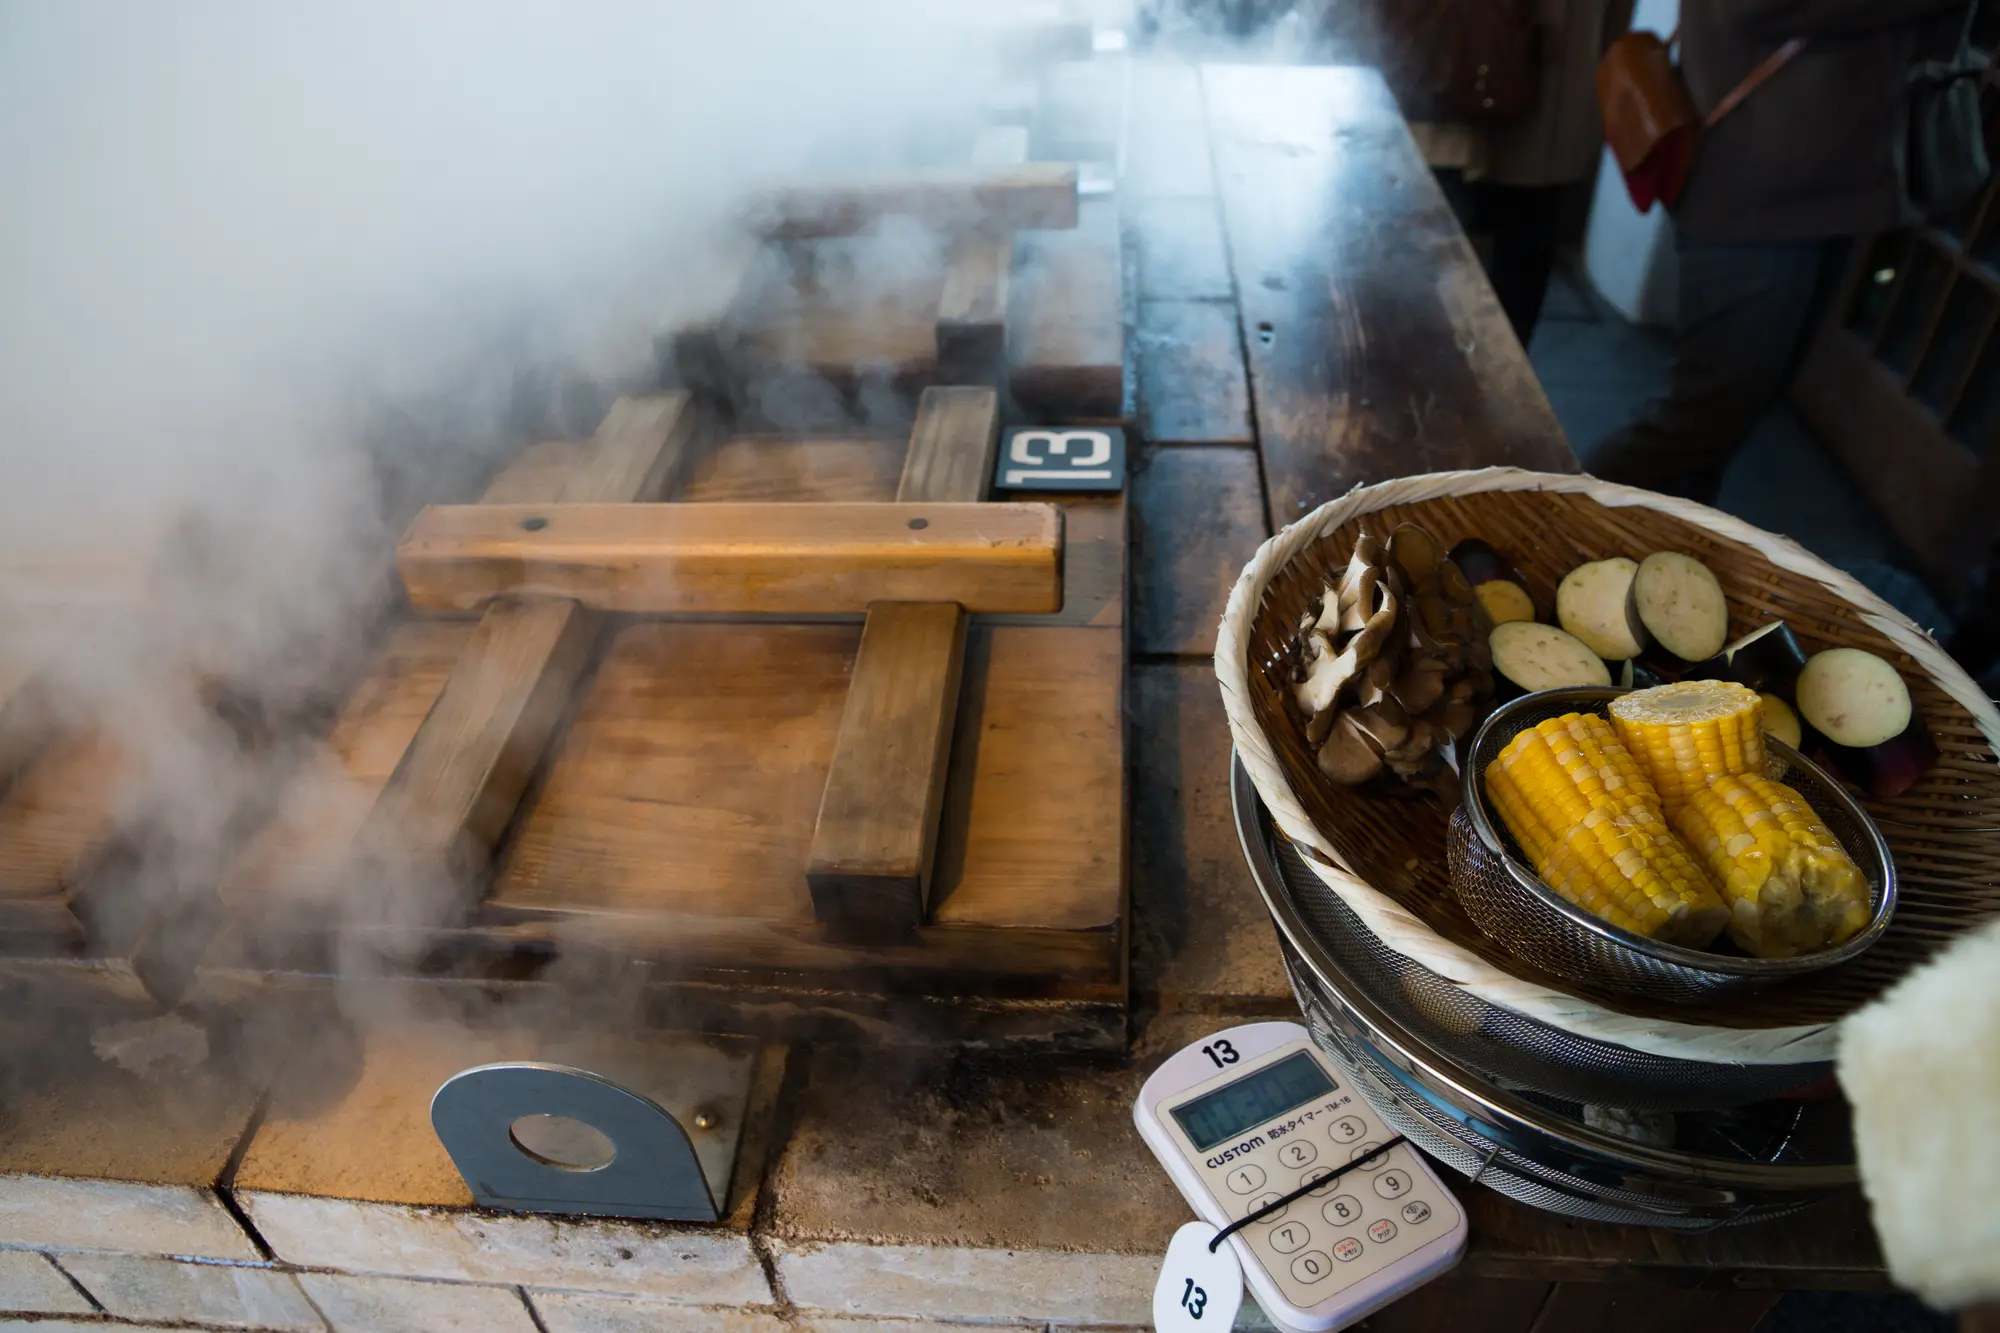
1686, 621, 1810, 694
1813, 714, 1940, 801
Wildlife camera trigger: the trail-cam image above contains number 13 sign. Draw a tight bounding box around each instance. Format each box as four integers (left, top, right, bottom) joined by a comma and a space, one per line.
994, 427, 1126, 494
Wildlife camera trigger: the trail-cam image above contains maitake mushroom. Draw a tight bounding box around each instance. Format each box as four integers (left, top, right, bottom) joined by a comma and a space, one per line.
1290, 523, 1496, 788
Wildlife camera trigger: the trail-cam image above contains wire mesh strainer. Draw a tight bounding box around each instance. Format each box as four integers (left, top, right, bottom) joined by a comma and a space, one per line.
1233, 756, 1832, 1111
1454, 687, 1898, 1002
1236, 758, 1856, 1225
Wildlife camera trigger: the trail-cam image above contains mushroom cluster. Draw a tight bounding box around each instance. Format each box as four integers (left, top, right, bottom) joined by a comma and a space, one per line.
1291, 524, 1495, 787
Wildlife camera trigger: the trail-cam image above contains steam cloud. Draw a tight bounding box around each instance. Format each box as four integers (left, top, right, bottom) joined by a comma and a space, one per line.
0, 0, 1032, 1000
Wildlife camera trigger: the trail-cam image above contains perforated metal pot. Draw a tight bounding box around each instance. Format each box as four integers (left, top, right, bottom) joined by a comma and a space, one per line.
1234, 756, 1856, 1227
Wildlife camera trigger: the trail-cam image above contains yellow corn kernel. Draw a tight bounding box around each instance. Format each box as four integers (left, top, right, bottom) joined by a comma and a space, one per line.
1486, 713, 1726, 947
1671, 772, 1872, 958
1609, 681, 1767, 813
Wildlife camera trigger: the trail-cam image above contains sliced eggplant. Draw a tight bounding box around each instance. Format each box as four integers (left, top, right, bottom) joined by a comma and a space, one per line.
1448, 538, 1537, 625
1617, 658, 1669, 692
1759, 691, 1803, 750
1630, 551, 1729, 664
1813, 712, 1940, 800
1490, 621, 1613, 697
1388, 523, 1441, 591
1687, 621, 1809, 694
1796, 647, 1912, 749
1557, 557, 1646, 661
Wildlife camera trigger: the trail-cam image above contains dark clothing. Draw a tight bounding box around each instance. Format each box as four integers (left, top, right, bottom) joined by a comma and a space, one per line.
1676, 0, 1967, 243
1435, 172, 1567, 346
1585, 239, 1844, 503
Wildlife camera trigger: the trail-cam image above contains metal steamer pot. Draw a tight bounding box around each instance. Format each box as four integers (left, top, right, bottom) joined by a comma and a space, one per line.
1231, 757, 1857, 1230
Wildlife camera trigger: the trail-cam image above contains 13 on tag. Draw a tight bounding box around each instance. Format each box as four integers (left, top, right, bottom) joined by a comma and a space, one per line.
1155, 1221, 1243, 1332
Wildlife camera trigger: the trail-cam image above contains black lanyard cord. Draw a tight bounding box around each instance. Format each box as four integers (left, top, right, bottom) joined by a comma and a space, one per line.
1208, 1135, 1409, 1254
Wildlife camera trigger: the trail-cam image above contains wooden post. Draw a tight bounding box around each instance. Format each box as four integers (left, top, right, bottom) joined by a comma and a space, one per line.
936, 128, 1029, 390
806, 387, 1000, 938
356, 393, 699, 906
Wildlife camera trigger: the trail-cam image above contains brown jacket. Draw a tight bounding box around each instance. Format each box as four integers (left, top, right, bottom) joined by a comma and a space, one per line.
1676, 0, 1968, 243
1487, 0, 1613, 187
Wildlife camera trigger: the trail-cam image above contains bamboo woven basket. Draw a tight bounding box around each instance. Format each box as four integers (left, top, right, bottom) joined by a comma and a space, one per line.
1217, 469, 2000, 1066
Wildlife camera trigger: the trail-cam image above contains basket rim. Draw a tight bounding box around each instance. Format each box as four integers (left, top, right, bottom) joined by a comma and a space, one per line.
1463, 686, 1900, 983
1215, 466, 2000, 1066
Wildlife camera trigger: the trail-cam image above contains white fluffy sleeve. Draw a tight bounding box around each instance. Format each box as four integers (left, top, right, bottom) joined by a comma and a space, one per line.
1839, 916, 2000, 1309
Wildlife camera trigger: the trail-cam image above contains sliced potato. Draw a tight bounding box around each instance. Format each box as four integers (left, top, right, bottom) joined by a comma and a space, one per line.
1631, 551, 1729, 663
1759, 692, 1803, 750
1796, 647, 1912, 748
1490, 621, 1613, 693
1556, 557, 1646, 661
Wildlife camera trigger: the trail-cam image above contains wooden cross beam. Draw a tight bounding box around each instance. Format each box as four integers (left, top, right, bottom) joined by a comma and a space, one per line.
395, 500, 1062, 615
745, 162, 1079, 242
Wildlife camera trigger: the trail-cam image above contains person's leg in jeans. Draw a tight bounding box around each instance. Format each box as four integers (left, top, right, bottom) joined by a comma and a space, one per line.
1476, 182, 1565, 347
1585, 237, 1836, 504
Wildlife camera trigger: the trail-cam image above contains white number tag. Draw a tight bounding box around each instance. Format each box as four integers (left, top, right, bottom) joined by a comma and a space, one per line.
1154, 1221, 1243, 1332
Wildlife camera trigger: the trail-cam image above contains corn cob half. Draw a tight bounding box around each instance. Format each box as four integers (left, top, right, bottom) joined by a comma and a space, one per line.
1671, 772, 1872, 958
1485, 714, 1728, 948
1609, 680, 1766, 814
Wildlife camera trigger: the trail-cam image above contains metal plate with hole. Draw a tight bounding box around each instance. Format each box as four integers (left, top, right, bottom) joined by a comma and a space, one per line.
430, 1035, 755, 1222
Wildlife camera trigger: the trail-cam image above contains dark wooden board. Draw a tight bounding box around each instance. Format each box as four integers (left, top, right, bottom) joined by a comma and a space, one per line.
748, 164, 1079, 241
1203, 64, 1575, 528
1130, 445, 1267, 656
1131, 198, 1233, 301
1136, 300, 1254, 445
1128, 663, 1291, 1011
1010, 198, 1127, 421
1462, 1185, 1889, 1288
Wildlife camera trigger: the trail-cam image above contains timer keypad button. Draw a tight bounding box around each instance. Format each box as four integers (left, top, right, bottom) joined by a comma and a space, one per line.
1278, 1140, 1318, 1169
1332, 1237, 1364, 1263
1329, 1116, 1367, 1144
1349, 1142, 1389, 1171
1368, 1218, 1398, 1243
1322, 1195, 1362, 1226
1300, 1166, 1334, 1195
1402, 1200, 1433, 1225
1270, 1220, 1312, 1254
1224, 1164, 1266, 1194
1374, 1169, 1413, 1200
1246, 1192, 1287, 1222
1291, 1250, 1334, 1284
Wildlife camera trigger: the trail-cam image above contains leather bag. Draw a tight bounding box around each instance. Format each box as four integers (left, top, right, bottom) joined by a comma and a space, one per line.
1596, 29, 1804, 213
1908, 2, 1992, 220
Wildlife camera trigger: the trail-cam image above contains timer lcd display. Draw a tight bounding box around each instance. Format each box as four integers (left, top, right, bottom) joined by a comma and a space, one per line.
1169, 1051, 1336, 1151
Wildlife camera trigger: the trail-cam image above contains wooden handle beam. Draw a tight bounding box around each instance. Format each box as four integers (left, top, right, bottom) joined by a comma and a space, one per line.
397, 501, 1062, 616
806, 386, 1002, 939
748, 163, 1079, 241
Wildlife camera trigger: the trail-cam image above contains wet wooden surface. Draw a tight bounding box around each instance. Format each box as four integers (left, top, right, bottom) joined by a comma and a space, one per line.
1119, 61, 1886, 1303
1203, 64, 1575, 528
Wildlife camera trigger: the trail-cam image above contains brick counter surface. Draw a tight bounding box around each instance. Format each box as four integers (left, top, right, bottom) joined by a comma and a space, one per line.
0, 61, 1889, 1333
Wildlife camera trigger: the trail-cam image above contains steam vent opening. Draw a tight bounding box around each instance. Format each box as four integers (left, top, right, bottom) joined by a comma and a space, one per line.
509, 1114, 617, 1172
0, 0, 1982, 1324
